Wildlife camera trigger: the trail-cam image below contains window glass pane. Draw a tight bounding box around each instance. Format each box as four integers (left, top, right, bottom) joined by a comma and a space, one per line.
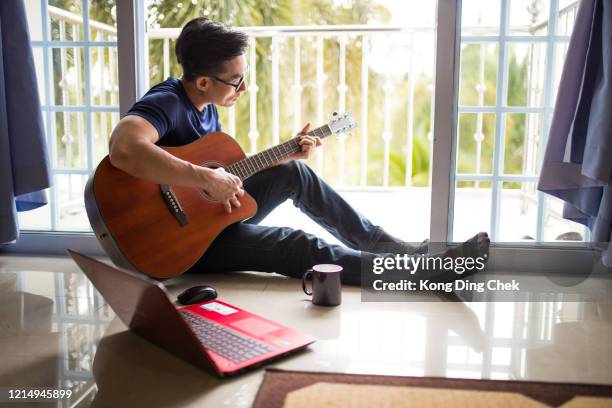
453, 181, 492, 242
506, 43, 547, 107
92, 111, 119, 164
89, 0, 117, 41
51, 47, 85, 105
457, 113, 495, 175
90, 47, 119, 106
461, 0, 501, 36
504, 113, 542, 175
556, 0, 579, 35
49, 0, 83, 41
56, 174, 89, 231
54, 111, 88, 169
454, 1, 580, 243
509, 0, 550, 35
498, 181, 538, 241
459, 43, 498, 107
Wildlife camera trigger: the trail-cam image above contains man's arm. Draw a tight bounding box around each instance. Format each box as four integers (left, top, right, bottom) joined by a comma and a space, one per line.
108, 115, 244, 213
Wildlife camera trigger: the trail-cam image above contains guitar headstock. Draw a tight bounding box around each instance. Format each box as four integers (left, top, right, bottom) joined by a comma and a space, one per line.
327, 112, 357, 135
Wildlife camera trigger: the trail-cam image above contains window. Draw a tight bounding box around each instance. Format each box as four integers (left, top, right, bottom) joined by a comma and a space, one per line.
452, 0, 584, 243
22, 0, 119, 232
16, 0, 586, 256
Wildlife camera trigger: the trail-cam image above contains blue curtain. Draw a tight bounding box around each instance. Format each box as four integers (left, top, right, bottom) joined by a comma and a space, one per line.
538, 0, 612, 245
0, 0, 50, 244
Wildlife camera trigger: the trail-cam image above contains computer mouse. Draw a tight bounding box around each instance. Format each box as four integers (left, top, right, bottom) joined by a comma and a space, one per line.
177, 285, 218, 305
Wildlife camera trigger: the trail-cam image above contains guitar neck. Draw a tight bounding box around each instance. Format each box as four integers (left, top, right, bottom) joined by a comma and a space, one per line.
225, 124, 333, 180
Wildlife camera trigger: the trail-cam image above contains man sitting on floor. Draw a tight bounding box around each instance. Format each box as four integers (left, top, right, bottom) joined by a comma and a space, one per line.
108, 18, 490, 285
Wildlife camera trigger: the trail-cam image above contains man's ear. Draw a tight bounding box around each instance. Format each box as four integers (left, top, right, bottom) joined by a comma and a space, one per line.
195, 76, 211, 92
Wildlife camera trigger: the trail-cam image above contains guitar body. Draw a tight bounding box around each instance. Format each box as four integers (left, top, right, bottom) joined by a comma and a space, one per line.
85, 132, 258, 279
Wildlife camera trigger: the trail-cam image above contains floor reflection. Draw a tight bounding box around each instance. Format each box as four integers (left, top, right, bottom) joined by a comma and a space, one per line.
0, 284, 59, 390
0, 263, 114, 407
89, 318, 226, 407
296, 289, 612, 383
0, 255, 611, 408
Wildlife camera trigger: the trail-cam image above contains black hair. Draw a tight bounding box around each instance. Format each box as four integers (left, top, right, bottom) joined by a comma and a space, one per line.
175, 18, 248, 81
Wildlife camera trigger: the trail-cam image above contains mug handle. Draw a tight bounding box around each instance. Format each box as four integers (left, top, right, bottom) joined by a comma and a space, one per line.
302, 269, 313, 296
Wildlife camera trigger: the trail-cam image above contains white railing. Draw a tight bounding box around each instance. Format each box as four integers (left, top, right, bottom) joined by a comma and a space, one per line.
47, 6, 119, 220
148, 25, 436, 189
48, 5, 117, 37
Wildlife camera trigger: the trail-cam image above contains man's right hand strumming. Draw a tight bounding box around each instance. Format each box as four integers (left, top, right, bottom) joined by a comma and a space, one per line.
199, 167, 245, 214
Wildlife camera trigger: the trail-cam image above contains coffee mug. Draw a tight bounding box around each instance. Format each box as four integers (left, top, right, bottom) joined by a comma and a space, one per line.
302, 264, 342, 306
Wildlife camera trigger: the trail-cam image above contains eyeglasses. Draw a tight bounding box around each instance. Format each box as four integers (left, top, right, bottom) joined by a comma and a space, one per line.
209, 66, 249, 92
210, 74, 246, 91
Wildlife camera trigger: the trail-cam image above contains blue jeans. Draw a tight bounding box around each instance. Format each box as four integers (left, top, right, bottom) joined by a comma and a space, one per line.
189, 161, 400, 285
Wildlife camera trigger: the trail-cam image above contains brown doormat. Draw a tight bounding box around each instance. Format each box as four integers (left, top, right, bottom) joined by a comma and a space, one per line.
252, 369, 612, 408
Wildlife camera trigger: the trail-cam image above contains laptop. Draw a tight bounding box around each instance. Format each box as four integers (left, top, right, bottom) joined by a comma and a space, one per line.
67, 249, 316, 377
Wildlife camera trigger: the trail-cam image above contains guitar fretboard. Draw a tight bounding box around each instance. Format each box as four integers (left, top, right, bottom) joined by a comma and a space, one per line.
225, 125, 332, 180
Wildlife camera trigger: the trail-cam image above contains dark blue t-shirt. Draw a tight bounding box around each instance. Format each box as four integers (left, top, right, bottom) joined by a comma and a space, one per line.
126, 77, 221, 147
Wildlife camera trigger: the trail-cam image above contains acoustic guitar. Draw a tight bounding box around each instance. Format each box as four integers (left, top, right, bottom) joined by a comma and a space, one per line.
85, 112, 357, 279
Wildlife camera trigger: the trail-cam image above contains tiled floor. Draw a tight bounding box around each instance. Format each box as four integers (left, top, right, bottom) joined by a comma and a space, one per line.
1, 254, 612, 407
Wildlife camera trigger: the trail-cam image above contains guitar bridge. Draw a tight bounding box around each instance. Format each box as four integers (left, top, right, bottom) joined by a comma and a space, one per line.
160, 185, 188, 226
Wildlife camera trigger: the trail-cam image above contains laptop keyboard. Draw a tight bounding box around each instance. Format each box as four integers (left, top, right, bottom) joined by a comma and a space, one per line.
179, 310, 274, 364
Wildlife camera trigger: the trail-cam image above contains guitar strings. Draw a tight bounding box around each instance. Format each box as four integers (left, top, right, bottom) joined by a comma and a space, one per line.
226, 125, 332, 181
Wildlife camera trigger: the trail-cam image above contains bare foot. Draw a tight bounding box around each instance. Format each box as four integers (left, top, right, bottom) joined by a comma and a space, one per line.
445, 232, 490, 263
428, 232, 490, 280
